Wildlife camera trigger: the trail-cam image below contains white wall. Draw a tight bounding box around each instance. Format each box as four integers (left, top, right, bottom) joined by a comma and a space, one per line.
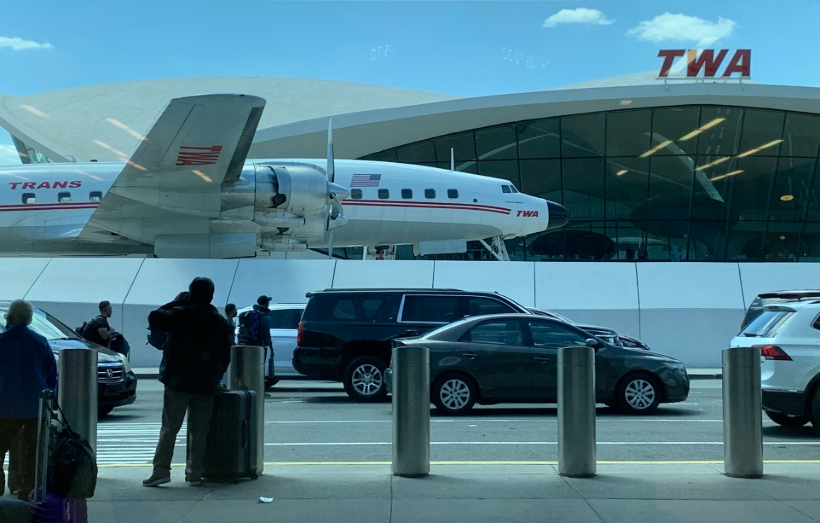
4, 258, 819, 369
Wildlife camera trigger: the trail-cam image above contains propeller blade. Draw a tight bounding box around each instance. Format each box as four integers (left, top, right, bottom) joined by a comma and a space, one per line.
327, 182, 350, 200
330, 197, 343, 220
327, 118, 335, 183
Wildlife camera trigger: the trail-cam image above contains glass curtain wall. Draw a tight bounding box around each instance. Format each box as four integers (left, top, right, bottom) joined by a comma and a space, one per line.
361, 105, 820, 262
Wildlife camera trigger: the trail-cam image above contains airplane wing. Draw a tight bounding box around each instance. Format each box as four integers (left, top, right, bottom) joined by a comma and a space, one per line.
82, 94, 265, 244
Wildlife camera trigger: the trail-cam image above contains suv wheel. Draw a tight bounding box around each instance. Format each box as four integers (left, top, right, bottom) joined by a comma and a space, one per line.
343, 356, 388, 402
766, 410, 809, 427
432, 373, 477, 415
616, 373, 661, 415
810, 388, 820, 430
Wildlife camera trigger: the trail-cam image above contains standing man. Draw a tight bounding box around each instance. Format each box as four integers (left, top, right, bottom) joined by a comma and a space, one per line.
84, 301, 114, 347
143, 278, 231, 487
225, 303, 238, 346
0, 300, 57, 499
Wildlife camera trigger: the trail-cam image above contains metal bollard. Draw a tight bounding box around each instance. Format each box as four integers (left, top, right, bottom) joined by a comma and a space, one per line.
722, 347, 763, 478
392, 345, 430, 477
58, 348, 98, 454
558, 346, 596, 478
228, 345, 266, 475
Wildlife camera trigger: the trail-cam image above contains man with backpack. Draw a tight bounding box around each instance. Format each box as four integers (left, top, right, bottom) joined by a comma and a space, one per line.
237, 295, 273, 361
142, 278, 231, 488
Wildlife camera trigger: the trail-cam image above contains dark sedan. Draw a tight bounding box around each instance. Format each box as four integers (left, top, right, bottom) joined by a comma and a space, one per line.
391, 313, 689, 415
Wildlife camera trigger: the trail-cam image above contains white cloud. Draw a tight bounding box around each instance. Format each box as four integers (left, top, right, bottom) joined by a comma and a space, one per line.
0, 145, 23, 165
627, 13, 736, 47
0, 36, 54, 51
542, 8, 614, 28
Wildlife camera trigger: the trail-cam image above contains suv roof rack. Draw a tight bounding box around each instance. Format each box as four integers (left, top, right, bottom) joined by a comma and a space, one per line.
757, 290, 820, 300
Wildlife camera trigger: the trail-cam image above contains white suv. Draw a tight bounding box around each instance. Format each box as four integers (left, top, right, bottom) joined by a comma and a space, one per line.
730, 300, 820, 428
236, 303, 306, 387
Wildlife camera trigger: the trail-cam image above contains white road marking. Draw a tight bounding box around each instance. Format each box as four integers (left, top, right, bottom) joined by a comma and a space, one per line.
264, 441, 820, 446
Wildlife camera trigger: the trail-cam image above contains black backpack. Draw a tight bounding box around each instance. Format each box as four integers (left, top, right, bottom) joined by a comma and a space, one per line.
237, 310, 261, 345
146, 323, 167, 350
48, 403, 97, 499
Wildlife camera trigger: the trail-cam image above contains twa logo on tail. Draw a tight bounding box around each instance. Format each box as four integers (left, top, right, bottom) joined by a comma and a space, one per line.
517, 210, 539, 217
176, 145, 223, 166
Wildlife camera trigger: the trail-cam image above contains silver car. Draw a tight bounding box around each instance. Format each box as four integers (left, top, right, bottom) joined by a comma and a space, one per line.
236, 304, 306, 386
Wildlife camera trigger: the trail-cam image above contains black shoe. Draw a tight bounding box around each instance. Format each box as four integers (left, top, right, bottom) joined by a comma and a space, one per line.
142, 474, 171, 487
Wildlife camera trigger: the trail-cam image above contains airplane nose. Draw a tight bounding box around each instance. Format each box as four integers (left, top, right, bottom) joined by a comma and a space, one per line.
546, 201, 569, 230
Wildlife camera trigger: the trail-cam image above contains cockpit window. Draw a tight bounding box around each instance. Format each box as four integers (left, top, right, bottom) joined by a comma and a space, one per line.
510, 185, 519, 193
502, 185, 512, 193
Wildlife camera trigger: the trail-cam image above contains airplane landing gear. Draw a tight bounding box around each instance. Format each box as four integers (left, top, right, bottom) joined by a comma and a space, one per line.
479, 236, 511, 261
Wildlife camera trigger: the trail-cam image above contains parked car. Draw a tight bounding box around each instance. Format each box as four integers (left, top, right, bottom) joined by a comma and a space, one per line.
0, 302, 138, 417
388, 313, 689, 415
730, 299, 820, 428
741, 290, 820, 331
293, 288, 532, 401
236, 303, 306, 388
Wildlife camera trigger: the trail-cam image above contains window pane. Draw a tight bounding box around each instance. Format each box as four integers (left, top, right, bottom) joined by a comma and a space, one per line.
89, 191, 102, 202
269, 310, 293, 329
647, 156, 694, 221
762, 222, 804, 261
606, 110, 651, 156
402, 295, 460, 323
435, 132, 476, 162
462, 320, 523, 345
396, 141, 436, 163
800, 222, 820, 261
725, 156, 779, 221
528, 320, 588, 347
401, 189, 413, 199
783, 113, 820, 157
517, 118, 560, 159
58, 192, 71, 203
351, 189, 362, 200
769, 157, 815, 222
465, 297, 516, 317
563, 158, 604, 220
378, 189, 389, 199
364, 150, 397, 163
698, 107, 743, 157
475, 125, 517, 160
520, 159, 561, 202
726, 221, 768, 260
478, 160, 520, 186
332, 300, 356, 320
425, 188, 436, 199
22, 193, 35, 204
447, 189, 458, 199
606, 158, 649, 221
739, 110, 784, 156
652, 106, 701, 156
562, 113, 605, 157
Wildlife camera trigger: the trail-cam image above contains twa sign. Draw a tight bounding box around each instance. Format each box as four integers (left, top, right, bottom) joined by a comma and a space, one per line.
657, 49, 751, 79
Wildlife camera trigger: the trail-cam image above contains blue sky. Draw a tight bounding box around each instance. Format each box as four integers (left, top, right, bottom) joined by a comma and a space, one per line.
1, 0, 818, 162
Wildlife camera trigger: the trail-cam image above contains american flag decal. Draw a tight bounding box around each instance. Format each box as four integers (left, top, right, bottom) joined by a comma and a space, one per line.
350, 174, 381, 187
176, 145, 223, 166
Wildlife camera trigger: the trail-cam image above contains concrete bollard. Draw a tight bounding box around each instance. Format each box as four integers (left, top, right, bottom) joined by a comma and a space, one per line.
392, 345, 430, 477
58, 348, 98, 454
722, 347, 763, 478
558, 346, 596, 478
228, 345, 266, 475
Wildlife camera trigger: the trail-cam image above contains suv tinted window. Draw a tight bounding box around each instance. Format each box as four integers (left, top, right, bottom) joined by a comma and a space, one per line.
460, 320, 523, 345
466, 297, 516, 317
270, 309, 303, 329
742, 310, 795, 338
304, 293, 391, 322
527, 320, 588, 347
401, 295, 460, 323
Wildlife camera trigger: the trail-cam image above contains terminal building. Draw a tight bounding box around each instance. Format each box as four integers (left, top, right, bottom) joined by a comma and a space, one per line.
1, 74, 818, 368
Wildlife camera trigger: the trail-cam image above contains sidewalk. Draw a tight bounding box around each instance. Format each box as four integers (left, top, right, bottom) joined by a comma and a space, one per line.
89, 462, 820, 523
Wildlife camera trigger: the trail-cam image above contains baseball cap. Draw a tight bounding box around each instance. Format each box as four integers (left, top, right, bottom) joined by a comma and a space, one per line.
257, 295, 272, 306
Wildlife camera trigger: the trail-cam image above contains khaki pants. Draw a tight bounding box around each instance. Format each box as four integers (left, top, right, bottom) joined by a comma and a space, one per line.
151, 386, 214, 480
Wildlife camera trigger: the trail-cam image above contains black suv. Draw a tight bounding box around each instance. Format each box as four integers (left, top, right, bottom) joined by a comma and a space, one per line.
293, 289, 531, 401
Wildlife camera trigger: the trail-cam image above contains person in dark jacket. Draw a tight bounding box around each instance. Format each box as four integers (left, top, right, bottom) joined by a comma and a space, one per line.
253, 295, 273, 360
143, 278, 231, 488
0, 299, 57, 499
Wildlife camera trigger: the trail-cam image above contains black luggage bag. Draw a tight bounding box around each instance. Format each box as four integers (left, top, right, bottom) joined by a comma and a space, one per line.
202, 390, 258, 482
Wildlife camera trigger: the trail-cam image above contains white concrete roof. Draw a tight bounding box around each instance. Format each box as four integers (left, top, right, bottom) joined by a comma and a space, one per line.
2, 76, 820, 163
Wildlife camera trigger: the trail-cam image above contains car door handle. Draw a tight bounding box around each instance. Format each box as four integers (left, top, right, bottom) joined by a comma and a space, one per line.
462, 353, 478, 359
405, 330, 419, 336
534, 357, 551, 362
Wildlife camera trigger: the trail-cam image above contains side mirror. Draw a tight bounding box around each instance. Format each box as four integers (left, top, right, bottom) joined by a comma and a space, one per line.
585, 338, 602, 350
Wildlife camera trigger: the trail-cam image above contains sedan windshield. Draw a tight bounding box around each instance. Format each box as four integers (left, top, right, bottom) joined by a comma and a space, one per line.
0, 307, 81, 340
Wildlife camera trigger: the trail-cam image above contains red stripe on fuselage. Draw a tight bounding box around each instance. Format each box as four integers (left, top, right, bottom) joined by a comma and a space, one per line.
344, 200, 511, 215
0, 203, 99, 212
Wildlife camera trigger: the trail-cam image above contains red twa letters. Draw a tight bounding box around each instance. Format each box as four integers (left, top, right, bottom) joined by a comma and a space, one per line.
657, 49, 751, 78
8, 181, 82, 189
517, 210, 539, 217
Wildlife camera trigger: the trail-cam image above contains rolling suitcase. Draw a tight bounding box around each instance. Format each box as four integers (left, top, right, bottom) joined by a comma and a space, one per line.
202, 390, 258, 482
28, 390, 88, 523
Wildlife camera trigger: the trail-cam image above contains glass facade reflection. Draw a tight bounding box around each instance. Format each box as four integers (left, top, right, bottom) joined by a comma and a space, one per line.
361, 105, 820, 262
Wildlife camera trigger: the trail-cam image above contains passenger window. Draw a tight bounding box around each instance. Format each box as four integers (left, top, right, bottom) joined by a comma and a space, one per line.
401, 295, 460, 323
502, 185, 511, 193
465, 297, 516, 317
89, 191, 102, 202
527, 320, 588, 347
332, 300, 357, 320
58, 192, 71, 203
447, 189, 458, 199
401, 189, 413, 199
461, 320, 524, 346
378, 189, 390, 199
350, 189, 363, 200
813, 314, 820, 331
269, 309, 303, 329
22, 193, 35, 204
424, 188, 436, 199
